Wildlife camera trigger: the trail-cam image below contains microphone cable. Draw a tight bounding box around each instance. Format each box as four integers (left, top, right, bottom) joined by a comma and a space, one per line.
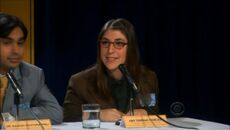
118, 64, 199, 129
26, 107, 45, 130
115, 94, 199, 129
138, 93, 199, 130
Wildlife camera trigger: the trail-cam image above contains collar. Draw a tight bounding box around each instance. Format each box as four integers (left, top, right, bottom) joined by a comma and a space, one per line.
0, 73, 6, 77
8, 63, 22, 81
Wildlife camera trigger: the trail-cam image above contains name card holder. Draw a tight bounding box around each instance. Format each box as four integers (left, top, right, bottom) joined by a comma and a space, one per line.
3, 119, 52, 130
122, 114, 168, 128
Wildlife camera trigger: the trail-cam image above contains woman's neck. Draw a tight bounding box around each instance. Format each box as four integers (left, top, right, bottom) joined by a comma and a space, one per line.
109, 68, 123, 80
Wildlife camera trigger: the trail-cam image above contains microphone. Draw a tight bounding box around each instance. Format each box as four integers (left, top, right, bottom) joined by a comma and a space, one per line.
118, 64, 138, 93
117, 64, 199, 130
6, 71, 44, 130
6, 71, 23, 97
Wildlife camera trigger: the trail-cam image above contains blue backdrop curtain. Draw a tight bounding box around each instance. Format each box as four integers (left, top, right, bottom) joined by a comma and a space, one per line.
34, 0, 229, 124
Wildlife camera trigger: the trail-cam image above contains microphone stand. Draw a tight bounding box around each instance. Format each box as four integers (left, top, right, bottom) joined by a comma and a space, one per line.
6, 72, 23, 120
129, 88, 134, 116
117, 64, 198, 129
115, 85, 135, 125
14, 92, 21, 120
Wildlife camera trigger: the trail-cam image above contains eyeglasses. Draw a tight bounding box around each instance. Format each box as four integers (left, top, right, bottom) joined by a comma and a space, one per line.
99, 40, 127, 49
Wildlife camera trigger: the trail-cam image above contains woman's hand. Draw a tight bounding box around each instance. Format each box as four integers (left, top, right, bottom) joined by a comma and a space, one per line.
126, 109, 148, 116
100, 108, 125, 122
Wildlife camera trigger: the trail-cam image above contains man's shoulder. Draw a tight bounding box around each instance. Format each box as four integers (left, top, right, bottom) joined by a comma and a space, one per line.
19, 61, 43, 73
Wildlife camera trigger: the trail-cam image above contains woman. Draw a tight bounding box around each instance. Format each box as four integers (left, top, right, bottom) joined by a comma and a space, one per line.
63, 18, 159, 122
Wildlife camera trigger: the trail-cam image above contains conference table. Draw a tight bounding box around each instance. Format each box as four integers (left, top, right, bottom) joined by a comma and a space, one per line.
53, 117, 230, 130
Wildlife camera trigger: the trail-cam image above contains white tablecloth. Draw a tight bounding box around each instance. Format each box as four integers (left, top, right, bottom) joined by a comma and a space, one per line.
52, 117, 230, 130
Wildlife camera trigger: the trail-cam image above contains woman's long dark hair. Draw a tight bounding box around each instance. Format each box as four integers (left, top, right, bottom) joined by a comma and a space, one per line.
96, 18, 141, 98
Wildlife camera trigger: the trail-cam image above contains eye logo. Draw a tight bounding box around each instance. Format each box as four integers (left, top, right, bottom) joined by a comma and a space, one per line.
170, 102, 185, 116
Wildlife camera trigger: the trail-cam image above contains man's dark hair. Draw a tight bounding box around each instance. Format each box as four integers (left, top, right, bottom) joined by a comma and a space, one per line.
0, 12, 28, 39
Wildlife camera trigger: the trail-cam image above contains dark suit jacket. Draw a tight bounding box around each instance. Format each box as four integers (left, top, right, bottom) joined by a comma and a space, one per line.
2, 61, 63, 124
63, 65, 159, 122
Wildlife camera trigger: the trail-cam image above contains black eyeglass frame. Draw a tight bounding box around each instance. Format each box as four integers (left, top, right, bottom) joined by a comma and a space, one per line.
99, 40, 128, 49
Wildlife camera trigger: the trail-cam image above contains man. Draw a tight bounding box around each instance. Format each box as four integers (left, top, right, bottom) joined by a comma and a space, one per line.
0, 12, 62, 124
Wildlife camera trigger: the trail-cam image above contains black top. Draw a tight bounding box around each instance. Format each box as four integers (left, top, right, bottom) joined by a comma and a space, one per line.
108, 76, 130, 113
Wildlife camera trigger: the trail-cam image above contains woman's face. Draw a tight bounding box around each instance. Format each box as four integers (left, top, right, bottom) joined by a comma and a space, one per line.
100, 29, 128, 72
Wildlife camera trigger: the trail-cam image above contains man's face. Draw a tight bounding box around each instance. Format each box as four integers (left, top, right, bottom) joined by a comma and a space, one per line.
0, 27, 25, 73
